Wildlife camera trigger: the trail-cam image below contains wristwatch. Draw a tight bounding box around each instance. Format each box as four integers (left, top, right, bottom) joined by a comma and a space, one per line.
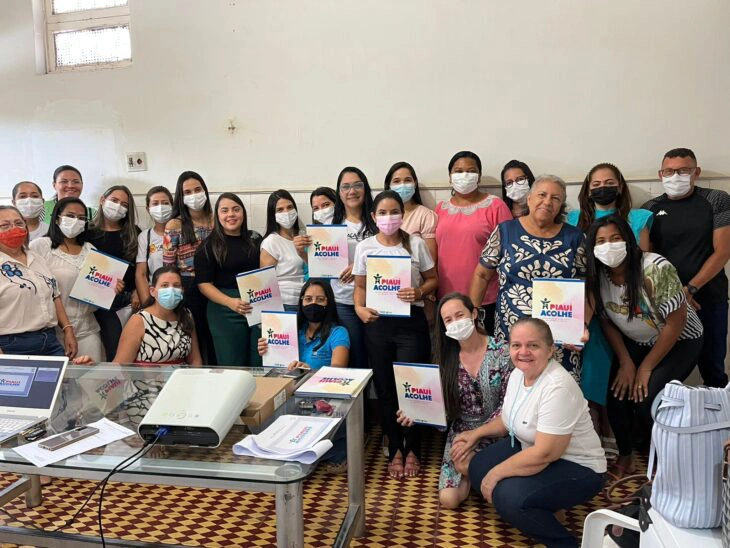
686, 284, 699, 296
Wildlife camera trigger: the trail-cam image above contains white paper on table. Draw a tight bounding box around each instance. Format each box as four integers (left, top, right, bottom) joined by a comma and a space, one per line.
12, 418, 135, 468
233, 436, 333, 464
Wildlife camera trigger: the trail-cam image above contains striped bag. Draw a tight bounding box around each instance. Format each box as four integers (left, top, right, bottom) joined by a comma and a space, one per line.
649, 380, 730, 528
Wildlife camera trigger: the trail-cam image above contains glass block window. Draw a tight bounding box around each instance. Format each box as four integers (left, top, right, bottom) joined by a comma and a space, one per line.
54, 26, 131, 67
52, 0, 127, 15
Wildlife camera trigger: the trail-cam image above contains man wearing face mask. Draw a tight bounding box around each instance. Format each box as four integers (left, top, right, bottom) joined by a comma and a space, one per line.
643, 148, 730, 388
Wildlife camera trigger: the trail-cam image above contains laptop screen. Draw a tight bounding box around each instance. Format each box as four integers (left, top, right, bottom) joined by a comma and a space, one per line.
0, 356, 67, 411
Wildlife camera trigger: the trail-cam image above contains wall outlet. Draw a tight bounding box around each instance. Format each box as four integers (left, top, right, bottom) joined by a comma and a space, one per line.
126, 152, 147, 172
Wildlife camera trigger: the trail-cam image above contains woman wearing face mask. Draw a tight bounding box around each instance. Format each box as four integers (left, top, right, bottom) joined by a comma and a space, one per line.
500, 160, 535, 219
435, 151, 512, 335
353, 190, 438, 478
135, 186, 174, 305
29, 198, 119, 362
75, 266, 202, 365
330, 168, 378, 370
0, 206, 77, 357
585, 215, 703, 475
195, 193, 263, 367
42, 165, 96, 224
163, 171, 215, 363
396, 293, 511, 508
260, 189, 308, 312
87, 185, 140, 361
12, 181, 48, 241
310, 187, 337, 224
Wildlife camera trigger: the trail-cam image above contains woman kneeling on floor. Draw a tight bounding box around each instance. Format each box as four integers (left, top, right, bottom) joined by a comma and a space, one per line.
397, 292, 512, 508
465, 318, 606, 548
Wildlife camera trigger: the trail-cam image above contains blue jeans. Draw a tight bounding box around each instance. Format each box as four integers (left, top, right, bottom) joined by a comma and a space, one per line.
696, 301, 729, 388
335, 303, 367, 369
469, 438, 604, 548
0, 328, 65, 356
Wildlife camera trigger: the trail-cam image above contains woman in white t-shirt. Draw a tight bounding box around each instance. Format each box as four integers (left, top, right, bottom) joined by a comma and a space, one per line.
260, 189, 308, 311
135, 186, 174, 305
353, 190, 438, 479
462, 318, 606, 548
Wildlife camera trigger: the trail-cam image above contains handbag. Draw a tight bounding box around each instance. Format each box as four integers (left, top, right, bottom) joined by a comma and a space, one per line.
721, 441, 730, 548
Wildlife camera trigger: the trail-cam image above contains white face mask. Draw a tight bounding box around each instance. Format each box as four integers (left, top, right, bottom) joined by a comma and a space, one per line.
102, 200, 128, 222
58, 216, 86, 239
149, 204, 173, 224
183, 192, 207, 211
275, 209, 298, 229
450, 172, 480, 195
15, 198, 44, 219
313, 206, 335, 224
662, 173, 692, 198
445, 318, 476, 341
594, 241, 628, 268
506, 181, 530, 201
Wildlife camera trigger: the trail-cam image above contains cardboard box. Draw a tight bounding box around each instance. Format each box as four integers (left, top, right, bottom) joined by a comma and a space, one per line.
241, 376, 295, 427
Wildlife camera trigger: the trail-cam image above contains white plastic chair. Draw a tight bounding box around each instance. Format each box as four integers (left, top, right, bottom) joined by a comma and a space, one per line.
580, 508, 641, 548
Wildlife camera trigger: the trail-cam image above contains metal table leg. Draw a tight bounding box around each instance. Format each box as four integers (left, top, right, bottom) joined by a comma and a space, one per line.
25, 474, 42, 507
346, 393, 365, 536
275, 480, 303, 548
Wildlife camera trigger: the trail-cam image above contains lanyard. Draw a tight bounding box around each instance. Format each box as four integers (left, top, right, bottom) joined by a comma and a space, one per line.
507, 372, 544, 448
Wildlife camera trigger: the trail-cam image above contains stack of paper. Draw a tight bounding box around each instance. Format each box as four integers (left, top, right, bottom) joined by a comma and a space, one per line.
295, 367, 373, 399
233, 415, 340, 464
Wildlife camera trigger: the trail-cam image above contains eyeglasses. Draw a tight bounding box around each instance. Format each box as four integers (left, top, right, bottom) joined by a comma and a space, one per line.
0, 220, 26, 231
660, 167, 695, 177
505, 176, 529, 186
302, 296, 328, 305
340, 182, 364, 193
61, 214, 88, 222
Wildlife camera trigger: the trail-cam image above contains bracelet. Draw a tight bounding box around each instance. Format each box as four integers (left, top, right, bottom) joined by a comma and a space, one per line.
61, 324, 74, 331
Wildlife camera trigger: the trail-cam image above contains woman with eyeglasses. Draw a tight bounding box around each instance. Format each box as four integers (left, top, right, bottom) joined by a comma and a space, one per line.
29, 198, 120, 362
330, 167, 378, 369
42, 165, 96, 224
12, 181, 48, 242
195, 193, 263, 367
436, 151, 512, 335
0, 205, 77, 357
260, 189, 308, 312
500, 160, 535, 219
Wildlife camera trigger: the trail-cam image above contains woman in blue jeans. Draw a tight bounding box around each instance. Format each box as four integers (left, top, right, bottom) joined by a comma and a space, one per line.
0, 206, 77, 357
460, 318, 606, 548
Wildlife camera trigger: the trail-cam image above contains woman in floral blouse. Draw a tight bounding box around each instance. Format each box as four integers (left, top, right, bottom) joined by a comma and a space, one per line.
398, 293, 512, 509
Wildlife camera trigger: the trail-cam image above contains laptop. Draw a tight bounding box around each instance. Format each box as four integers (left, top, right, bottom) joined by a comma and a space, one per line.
0, 354, 69, 443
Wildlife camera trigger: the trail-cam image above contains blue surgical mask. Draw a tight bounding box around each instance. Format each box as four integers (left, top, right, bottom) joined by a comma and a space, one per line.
157, 287, 184, 310
390, 183, 416, 203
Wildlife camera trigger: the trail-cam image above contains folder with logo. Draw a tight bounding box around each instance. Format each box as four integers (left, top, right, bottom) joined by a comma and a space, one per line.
69, 249, 130, 310
393, 362, 447, 428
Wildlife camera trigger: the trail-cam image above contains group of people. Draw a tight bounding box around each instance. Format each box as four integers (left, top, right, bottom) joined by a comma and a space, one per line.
1, 147, 727, 547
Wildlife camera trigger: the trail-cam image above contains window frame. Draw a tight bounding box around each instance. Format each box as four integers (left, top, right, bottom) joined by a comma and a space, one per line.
43, 0, 131, 73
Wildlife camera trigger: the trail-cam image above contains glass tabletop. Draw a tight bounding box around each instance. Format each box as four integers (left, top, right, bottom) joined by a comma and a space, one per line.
0, 364, 354, 485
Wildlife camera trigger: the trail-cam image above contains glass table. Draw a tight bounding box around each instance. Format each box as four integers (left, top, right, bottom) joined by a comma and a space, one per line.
0, 363, 367, 548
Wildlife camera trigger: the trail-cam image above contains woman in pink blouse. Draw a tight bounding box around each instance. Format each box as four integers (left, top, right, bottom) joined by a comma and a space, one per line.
435, 151, 512, 334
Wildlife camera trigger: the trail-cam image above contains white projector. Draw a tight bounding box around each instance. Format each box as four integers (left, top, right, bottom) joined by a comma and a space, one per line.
138, 368, 256, 447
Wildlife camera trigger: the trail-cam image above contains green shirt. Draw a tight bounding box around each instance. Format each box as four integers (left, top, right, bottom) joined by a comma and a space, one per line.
41, 199, 96, 224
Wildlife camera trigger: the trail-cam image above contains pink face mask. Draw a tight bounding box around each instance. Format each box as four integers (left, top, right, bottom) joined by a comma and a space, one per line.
376, 214, 403, 235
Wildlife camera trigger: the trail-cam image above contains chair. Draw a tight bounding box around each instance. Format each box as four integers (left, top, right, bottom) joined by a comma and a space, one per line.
580, 508, 640, 548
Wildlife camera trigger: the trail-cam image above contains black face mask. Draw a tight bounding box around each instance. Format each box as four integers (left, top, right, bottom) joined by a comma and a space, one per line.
302, 303, 327, 323
589, 186, 620, 206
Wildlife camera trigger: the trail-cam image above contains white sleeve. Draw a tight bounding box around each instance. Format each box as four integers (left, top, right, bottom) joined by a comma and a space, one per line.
414, 236, 435, 272
135, 231, 147, 264
536, 384, 582, 436
260, 235, 278, 260
28, 237, 47, 256
351, 240, 367, 276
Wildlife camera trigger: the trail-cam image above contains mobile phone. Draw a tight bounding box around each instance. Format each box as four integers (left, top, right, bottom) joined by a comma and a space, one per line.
283, 367, 309, 380
39, 426, 100, 451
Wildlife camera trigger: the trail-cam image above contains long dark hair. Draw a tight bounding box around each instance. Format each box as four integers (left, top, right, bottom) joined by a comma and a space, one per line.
372, 190, 411, 254
297, 279, 339, 352
90, 185, 138, 261
264, 189, 301, 238
171, 171, 213, 245
205, 192, 258, 266
142, 265, 195, 336
500, 159, 535, 211
585, 215, 644, 321
383, 161, 423, 205
333, 167, 377, 237
578, 163, 633, 234
48, 197, 89, 249
435, 293, 486, 421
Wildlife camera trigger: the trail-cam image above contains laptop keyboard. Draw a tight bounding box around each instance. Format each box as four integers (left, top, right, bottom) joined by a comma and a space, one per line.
0, 417, 36, 434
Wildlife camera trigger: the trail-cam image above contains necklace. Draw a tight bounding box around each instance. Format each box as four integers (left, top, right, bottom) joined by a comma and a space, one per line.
506, 371, 545, 447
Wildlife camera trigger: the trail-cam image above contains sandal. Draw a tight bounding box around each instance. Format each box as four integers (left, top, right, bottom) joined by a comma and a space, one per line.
404, 451, 421, 478
321, 460, 348, 475
388, 450, 404, 479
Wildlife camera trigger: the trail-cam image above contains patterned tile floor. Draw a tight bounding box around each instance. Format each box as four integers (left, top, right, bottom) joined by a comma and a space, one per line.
0, 428, 644, 547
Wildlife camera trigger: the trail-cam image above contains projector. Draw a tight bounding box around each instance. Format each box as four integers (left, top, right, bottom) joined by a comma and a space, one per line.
138, 368, 256, 447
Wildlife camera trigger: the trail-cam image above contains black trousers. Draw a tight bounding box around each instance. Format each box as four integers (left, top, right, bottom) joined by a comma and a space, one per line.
94, 291, 131, 360
182, 276, 217, 365
606, 334, 702, 456
365, 306, 430, 459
